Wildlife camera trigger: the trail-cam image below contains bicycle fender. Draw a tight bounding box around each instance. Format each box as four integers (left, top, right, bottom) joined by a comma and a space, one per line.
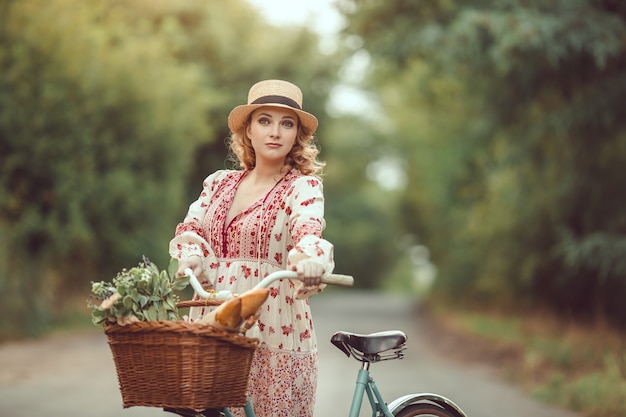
387, 393, 467, 417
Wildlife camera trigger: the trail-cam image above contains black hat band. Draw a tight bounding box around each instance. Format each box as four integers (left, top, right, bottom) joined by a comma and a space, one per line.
251, 95, 301, 110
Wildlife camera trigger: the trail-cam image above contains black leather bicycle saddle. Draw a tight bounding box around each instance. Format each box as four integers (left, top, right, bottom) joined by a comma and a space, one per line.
331, 330, 407, 357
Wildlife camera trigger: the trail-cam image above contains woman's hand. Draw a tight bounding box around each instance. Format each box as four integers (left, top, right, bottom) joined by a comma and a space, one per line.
176, 255, 213, 289
175, 255, 204, 279
293, 260, 325, 287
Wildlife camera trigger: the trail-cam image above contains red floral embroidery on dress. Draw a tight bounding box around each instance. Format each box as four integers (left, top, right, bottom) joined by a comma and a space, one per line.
269, 287, 279, 298
274, 252, 282, 264
285, 295, 294, 305
307, 178, 319, 187
175, 223, 206, 239
281, 324, 294, 335
300, 197, 315, 207
291, 223, 323, 248
241, 265, 252, 278
232, 348, 318, 417
300, 329, 311, 342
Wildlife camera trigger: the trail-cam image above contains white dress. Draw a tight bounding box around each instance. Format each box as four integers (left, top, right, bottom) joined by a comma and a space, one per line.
169, 168, 334, 417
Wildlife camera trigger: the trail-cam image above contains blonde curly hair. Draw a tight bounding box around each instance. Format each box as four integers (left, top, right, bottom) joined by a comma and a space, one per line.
227, 116, 325, 177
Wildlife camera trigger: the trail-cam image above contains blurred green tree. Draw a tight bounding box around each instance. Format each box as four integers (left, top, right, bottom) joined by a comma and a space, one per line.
322, 114, 400, 289
0, 0, 210, 336
339, 0, 626, 326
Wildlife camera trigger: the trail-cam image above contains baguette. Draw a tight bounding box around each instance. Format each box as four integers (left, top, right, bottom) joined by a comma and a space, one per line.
198, 296, 243, 330
197, 287, 270, 330
239, 288, 270, 319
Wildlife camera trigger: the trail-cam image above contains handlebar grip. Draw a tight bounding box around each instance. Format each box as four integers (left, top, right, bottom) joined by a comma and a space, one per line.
322, 274, 354, 287
186, 268, 354, 297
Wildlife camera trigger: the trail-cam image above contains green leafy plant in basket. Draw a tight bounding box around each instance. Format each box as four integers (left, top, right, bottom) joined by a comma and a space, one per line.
89, 257, 189, 326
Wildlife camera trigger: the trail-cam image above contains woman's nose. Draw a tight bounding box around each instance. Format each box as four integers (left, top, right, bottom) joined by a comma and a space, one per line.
270, 122, 281, 137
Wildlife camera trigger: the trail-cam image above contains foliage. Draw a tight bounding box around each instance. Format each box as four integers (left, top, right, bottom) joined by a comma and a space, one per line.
538, 356, 626, 417
438, 307, 626, 417
1, 0, 209, 264
338, 0, 626, 326
89, 258, 188, 326
0, 0, 211, 337
322, 115, 400, 288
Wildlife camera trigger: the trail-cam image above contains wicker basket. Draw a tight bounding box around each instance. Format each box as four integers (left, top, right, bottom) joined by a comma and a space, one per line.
105, 313, 259, 410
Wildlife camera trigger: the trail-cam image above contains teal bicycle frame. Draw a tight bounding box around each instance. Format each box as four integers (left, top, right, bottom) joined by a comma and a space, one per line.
347, 363, 396, 417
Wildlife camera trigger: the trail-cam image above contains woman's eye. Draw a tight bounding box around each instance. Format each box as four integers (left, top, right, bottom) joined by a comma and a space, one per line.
282, 120, 295, 128
258, 117, 270, 124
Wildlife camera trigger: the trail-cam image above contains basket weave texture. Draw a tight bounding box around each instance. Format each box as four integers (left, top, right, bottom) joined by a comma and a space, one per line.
105, 320, 259, 410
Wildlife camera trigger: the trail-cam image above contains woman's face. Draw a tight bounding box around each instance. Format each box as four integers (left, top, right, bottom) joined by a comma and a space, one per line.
247, 106, 299, 166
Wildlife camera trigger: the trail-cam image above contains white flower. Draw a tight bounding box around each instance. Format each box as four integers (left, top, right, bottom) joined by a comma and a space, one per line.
100, 292, 121, 310
117, 315, 140, 326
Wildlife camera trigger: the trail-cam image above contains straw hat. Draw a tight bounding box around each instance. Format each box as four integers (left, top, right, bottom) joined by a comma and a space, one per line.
228, 80, 318, 134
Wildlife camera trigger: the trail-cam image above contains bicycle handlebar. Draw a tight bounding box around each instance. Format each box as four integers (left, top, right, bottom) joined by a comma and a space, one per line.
184, 268, 354, 300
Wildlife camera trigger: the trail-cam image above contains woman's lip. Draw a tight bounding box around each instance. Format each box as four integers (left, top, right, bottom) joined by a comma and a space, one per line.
266, 143, 281, 147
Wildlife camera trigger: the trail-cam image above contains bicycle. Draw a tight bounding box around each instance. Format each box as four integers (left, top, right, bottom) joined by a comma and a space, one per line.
162, 269, 468, 417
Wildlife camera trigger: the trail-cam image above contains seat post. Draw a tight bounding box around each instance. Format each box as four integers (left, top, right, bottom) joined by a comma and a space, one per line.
361, 360, 371, 371
348, 367, 371, 417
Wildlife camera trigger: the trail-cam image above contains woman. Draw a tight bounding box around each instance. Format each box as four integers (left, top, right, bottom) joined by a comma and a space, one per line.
169, 79, 334, 417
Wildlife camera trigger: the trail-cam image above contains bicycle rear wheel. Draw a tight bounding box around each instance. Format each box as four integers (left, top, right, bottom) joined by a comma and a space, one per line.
394, 402, 462, 417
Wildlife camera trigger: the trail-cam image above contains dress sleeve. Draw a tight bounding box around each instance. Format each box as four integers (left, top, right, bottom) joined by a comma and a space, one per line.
286, 176, 335, 299
168, 170, 226, 273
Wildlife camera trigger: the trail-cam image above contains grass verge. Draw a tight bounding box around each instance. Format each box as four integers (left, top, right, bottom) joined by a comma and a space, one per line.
428, 305, 626, 417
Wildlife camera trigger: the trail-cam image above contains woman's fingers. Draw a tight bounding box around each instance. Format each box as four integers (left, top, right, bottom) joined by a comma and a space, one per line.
175, 256, 203, 278
297, 261, 325, 286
